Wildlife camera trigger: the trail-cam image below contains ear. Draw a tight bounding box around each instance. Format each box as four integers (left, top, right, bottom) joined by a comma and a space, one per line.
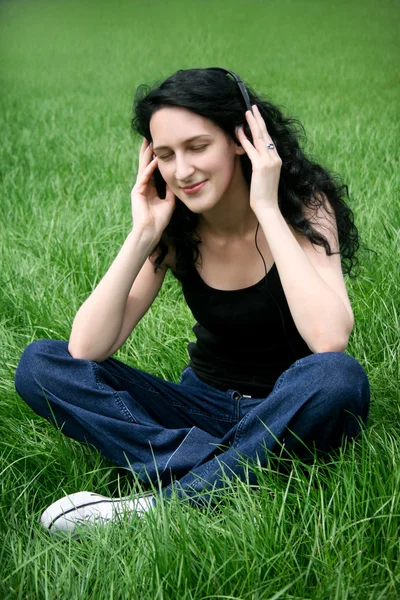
234, 145, 246, 156
228, 133, 246, 155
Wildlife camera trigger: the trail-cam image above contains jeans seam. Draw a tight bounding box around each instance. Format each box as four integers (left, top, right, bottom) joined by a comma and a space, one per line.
161, 427, 195, 474
91, 362, 138, 424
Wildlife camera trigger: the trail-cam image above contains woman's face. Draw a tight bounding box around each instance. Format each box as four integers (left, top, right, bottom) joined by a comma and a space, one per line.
150, 106, 245, 213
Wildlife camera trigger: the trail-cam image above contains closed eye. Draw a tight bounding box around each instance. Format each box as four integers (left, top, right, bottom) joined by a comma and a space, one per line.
158, 145, 208, 160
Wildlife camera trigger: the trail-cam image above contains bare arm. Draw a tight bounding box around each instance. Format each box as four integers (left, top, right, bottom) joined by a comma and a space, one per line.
235, 105, 354, 353
258, 198, 354, 353
68, 138, 176, 361
68, 231, 166, 361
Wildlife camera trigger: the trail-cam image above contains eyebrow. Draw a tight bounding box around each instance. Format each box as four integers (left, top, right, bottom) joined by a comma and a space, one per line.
153, 134, 213, 153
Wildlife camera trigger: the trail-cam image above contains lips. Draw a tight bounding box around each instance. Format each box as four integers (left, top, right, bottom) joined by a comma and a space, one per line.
182, 180, 207, 194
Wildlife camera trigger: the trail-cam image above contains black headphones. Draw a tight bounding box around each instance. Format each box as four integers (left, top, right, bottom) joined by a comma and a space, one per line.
205, 67, 253, 113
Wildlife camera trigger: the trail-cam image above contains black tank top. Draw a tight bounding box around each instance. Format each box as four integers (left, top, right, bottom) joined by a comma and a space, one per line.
171, 262, 312, 397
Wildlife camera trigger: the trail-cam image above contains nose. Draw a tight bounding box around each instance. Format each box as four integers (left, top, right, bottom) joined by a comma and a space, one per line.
173, 152, 196, 183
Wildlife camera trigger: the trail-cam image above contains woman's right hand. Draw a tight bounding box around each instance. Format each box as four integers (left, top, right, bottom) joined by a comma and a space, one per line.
130, 138, 176, 242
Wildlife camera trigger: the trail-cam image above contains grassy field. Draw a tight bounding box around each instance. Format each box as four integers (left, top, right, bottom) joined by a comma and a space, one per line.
1, 0, 399, 598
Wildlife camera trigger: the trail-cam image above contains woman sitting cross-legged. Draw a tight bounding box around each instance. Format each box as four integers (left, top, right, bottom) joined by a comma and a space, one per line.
14, 67, 370, 533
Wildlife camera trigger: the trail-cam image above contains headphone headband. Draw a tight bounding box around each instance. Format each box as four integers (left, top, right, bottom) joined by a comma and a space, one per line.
134, 68, 253, 115
206, 67, 253, 113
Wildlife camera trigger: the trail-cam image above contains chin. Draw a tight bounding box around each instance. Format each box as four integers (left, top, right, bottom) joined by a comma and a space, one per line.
181, 195, 221, 214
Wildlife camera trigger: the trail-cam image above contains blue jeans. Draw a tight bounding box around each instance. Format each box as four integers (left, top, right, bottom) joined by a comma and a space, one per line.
14, 340, 370, 505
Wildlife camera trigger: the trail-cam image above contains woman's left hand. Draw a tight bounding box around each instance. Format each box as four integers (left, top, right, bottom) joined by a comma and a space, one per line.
235, 104, 282, 214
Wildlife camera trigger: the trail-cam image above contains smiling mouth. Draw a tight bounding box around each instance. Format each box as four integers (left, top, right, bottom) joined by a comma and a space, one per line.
181, 180, 207, 193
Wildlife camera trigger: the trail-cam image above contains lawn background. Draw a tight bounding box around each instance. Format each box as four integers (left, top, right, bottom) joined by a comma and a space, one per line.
0, 0, 399, 598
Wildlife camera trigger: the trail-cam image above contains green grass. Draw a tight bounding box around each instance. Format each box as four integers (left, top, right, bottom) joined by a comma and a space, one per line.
1, 0, 399, 597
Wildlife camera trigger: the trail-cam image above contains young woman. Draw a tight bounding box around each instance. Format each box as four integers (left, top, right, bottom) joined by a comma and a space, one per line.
15, 67, 370, 533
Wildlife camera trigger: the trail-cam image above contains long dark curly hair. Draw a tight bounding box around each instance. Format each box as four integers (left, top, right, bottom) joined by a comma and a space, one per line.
131, 68, 360, 278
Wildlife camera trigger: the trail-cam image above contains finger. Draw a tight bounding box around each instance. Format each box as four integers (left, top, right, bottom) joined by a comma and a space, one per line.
235, 125, 259, 162
138, 137, 150, 159
136, 154, 158, 189
243, 112, 269, 156
249, 105, 275, 148
138, 140, 154, 175
137, 138, 148, 173
252, 105, 273, 139
245, 109, 271, 152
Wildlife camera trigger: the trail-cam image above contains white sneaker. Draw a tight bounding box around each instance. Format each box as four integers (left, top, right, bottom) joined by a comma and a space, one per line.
40, 491, 154, 533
